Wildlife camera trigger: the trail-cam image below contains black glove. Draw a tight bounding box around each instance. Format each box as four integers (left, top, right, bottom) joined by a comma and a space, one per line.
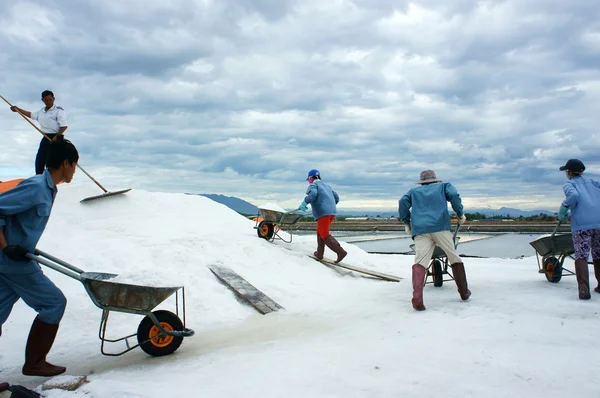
3, 245, 30, 262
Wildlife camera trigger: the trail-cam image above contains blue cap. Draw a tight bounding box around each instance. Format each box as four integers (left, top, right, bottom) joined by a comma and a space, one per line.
306, 169, 320, 180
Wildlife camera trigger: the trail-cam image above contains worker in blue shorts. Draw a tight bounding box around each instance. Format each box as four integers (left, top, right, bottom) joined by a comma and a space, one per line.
0, 139, 78, 377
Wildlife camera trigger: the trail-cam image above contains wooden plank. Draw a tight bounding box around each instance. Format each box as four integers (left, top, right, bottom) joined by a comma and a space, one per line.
309, 255, 354, 277
312, 257, 402, 282
208, 265, 283, 314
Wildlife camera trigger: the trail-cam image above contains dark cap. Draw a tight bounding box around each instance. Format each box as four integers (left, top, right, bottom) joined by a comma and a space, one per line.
559, 159, 585, 173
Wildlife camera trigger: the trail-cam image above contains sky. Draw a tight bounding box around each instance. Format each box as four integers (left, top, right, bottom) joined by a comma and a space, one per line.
1, 0, 599, 211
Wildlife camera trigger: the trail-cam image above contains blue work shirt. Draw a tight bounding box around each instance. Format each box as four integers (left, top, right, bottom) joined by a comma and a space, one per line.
304, 180, 339, 220
0, 170, 57, 274
399, 182, 464, 238
562, 175, 600, 232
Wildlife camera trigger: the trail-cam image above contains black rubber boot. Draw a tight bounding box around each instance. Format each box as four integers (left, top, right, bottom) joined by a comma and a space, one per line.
324, 236, 347, 263
574, 259, 591, 300
314, 234, 325, 259
22, 317, 66, 377
451, 262, 471, 300
593, 259, 600, 293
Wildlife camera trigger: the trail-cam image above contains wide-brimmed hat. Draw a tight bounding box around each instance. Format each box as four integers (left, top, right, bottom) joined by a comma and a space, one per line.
416, 169, 442, 184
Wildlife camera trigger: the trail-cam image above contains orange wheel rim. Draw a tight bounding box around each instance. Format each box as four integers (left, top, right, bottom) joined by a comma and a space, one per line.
149, 322, 175, 347
259, 225, 269, 236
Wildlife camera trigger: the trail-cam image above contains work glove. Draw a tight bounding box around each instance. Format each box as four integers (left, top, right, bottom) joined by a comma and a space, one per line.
2, 245, 29, 262
404, 219, 411, 233
297, 201, 309, 211
458, 215, 467, 224
558, 205, 569, 222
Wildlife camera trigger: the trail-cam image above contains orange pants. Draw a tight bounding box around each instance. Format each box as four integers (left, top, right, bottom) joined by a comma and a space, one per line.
316, 215, 335, 239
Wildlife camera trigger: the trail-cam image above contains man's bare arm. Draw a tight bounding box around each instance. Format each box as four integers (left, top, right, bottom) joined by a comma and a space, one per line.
10, 106, 32, 118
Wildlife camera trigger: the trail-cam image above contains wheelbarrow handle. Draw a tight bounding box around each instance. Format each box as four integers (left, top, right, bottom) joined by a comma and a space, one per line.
27, 249, 84, 281
453, 222, 462, 248
551, 221, 562, 238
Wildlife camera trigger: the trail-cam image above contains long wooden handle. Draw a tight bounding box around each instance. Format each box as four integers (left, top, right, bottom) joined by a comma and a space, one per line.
1, 95, 109, 193
1, 95, 53, 142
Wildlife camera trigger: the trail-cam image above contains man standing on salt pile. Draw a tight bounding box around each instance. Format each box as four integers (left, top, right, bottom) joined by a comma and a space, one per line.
399, 170, 470, 311
298, 169, 347, 263
0, 139, 79, 378
10, 90, 69, 175
557, 159, 600, 300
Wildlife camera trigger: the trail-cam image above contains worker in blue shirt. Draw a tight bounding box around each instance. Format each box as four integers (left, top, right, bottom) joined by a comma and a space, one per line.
298, 169, 347, 263
399, 170, 470, 311
557, 159, 600, 300
0, 139, 78, 377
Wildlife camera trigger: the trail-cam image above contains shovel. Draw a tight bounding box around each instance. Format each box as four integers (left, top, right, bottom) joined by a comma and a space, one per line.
1, 95, 131, 203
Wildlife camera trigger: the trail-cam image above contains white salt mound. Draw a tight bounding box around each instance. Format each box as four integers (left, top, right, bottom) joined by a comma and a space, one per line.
109, 271, 183, 287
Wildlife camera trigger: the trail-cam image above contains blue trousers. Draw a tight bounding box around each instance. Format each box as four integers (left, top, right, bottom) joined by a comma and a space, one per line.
0, 270, 67, 326
35, 134, 57, 175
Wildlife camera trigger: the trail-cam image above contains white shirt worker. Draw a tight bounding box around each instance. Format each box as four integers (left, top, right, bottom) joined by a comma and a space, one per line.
31, 105, 68, 135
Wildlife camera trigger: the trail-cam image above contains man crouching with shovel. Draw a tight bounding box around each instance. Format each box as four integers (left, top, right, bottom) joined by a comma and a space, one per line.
0, 139, 78, 381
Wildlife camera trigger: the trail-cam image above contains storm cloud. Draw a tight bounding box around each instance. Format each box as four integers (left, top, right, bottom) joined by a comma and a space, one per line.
1, 0, 599, 211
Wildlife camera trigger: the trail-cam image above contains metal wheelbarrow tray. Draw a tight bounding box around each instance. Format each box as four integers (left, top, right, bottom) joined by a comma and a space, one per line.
529, 223, 576, 283
30, 249, 194, 357
254, 208, 303, 243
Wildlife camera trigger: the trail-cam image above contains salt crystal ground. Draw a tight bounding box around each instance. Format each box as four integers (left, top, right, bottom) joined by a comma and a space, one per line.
1, 179, 599, 397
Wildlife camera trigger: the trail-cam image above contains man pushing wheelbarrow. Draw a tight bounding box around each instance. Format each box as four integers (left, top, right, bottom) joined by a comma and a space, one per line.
0, 139, 79, 379
399, 170, 470, 311
556, 159, 600, 300
297, 169, 347, 264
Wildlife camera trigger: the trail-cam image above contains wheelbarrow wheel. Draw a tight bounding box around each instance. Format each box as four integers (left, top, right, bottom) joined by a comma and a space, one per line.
432, 259, 444, 287
257, 221, 274, 240
137, 310, 184, 356
543, 256, 562, 283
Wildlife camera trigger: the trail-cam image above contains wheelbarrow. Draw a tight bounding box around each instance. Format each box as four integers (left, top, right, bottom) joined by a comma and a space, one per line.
29, 249, 194, 357
529, 222, 576, 283
410, 225, 461, 287
254, 208, 304, 243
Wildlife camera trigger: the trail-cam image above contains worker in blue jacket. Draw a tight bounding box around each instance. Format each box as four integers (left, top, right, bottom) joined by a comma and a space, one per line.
399, 170, 470, 311
557, 159, 600, 300
298, 169, 347, 263
0, 139, 78, 377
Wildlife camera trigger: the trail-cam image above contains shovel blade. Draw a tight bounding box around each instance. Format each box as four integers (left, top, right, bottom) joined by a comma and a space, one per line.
80, 188, 132, 203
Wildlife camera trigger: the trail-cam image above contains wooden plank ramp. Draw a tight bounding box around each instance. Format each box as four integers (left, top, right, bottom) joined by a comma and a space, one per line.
309, 255, 354, 277
311, 257, 402, 282
208, 264, 283, 314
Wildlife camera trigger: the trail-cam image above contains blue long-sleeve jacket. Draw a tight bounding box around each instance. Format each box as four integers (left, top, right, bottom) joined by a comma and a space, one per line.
0, 170, 56, 274
562, 176, 600, 232
399, 182, 464, 237
304, 180, 339, 220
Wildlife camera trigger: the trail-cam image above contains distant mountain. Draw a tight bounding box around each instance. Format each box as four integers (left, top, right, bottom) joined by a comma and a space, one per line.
189, 194, 259, 215
186, 194, 554, 219
468, 207, 555, 218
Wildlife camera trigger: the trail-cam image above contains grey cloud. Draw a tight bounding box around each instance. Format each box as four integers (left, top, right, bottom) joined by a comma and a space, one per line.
1, 0, 599, 211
